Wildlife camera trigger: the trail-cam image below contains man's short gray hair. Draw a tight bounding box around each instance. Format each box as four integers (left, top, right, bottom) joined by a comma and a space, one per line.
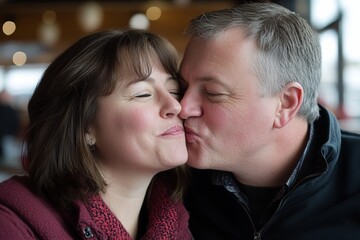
186, 3, 321, 122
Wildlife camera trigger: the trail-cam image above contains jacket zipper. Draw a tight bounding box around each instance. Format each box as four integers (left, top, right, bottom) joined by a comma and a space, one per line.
238, 170, 325, 240
254, 232, 261, 240
237, 201, 262, 240
256, 171, 325, 239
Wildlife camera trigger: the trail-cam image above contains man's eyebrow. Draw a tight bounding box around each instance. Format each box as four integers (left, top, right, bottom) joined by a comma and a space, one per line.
177, 72, 213, 81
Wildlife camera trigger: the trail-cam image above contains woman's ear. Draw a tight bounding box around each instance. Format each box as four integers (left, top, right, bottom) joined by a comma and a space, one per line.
85, 133, 96, 146
85, 126, 96, 146
274, 82, 303, 128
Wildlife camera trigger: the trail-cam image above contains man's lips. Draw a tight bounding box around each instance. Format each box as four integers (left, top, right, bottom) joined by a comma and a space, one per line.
184, 126, 195, 134
161, 125, 184, 136
184, 126, 197, 142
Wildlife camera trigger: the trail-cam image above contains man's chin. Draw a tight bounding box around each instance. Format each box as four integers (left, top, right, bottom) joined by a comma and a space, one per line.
185, 158, 207, 169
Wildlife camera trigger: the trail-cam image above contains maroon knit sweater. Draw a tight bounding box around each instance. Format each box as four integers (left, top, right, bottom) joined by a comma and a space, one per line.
0, 175, 192, 239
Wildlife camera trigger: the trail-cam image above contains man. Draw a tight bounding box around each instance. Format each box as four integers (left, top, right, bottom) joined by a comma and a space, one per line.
179, 3, 360, 239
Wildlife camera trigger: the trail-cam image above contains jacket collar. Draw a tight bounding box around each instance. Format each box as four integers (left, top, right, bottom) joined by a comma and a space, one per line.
318, 104, 342, 169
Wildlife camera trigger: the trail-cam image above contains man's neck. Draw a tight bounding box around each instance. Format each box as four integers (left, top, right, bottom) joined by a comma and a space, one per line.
234, 118, 309, 187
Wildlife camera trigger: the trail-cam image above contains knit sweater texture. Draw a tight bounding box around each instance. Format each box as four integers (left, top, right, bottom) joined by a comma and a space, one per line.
0, 175, 191, 239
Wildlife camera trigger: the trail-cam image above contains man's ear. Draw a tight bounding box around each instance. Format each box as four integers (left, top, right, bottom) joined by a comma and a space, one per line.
274, 82, 303, 128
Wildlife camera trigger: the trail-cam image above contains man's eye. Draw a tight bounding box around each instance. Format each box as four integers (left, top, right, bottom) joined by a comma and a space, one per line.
205, 91, 224, 97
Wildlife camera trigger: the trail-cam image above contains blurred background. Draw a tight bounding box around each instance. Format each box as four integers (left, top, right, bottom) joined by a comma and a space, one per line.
1, 0, 360, 180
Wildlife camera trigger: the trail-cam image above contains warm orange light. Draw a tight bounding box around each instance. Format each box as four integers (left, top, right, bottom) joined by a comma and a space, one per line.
2, 21, 16, 35
42, 10, 57, 25
146, 6, 162, 21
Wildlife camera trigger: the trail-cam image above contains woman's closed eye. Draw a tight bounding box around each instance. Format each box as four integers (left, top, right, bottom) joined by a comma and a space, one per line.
169, 90, 181, 99
135, 93, 152, 98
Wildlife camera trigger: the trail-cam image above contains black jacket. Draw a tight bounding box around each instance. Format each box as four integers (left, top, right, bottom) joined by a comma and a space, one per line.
184, 106, 360, 240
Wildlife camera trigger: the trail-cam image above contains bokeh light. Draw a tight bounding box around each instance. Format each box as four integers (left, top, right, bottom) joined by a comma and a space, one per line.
2, 21, 16, 35
12, 51, 27, 66
42, 10, 57, 25
129, 13, 149, 30
146, 6, 162, 21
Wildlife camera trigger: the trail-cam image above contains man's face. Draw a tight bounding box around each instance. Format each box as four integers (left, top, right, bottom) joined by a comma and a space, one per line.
179, 28, 280, 173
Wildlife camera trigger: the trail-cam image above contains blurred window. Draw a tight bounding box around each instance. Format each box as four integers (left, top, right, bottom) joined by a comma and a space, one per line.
312, 0, 360, 117
0, 64, 46, 105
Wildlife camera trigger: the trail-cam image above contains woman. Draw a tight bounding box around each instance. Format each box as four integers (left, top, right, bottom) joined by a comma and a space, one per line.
0, 29, 191, 239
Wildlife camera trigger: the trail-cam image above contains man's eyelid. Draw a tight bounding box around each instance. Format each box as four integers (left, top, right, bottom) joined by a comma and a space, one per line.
206, 90, 224, 95
204, 78, 230, 90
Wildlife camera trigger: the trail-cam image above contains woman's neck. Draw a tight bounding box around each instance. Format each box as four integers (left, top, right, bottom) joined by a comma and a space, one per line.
100, 172, 154, 238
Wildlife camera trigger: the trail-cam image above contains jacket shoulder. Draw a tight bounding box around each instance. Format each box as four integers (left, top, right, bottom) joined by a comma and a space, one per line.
341, 129, 360, 140
0, 204, 36, 239
340, 130, 360, 156
0, 176, 76, 239
0, 176, 37, 238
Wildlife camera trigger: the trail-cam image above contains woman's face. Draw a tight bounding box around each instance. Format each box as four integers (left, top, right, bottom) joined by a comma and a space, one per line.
89, 59, 187, 177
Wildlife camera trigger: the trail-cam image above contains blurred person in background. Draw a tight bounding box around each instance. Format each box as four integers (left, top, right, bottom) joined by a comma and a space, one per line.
0, 90, 20, 162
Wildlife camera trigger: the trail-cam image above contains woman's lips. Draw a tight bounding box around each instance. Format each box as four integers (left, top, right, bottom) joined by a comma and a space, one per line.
161, 125, 184, 136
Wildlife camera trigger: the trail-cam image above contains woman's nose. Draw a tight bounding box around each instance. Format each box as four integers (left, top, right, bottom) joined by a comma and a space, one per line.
160, 91, 182, 118
179, 89, 202, 120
